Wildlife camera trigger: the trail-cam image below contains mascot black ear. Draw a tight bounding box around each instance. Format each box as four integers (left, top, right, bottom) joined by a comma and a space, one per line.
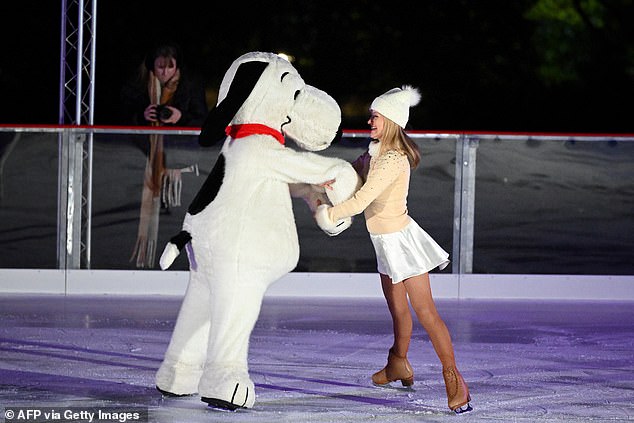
199, 61, 269, 146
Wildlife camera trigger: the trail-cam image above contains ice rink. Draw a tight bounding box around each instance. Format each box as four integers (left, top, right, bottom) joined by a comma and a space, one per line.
1, 293, 633, 422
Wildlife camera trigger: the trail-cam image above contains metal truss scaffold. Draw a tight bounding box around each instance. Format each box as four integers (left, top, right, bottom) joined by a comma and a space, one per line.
58, 0, 97, 269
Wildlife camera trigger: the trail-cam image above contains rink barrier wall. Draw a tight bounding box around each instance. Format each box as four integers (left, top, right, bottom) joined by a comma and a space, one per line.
1, 269, 633, 300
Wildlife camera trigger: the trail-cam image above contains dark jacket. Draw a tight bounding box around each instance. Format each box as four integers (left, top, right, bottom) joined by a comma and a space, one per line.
120, 69, 208, 127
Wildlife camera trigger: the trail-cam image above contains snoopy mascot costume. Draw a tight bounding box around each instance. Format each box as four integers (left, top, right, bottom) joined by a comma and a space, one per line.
155, 51, 359, 410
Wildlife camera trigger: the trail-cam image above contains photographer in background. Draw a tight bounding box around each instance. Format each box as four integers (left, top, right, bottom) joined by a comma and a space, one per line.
121, 42, 207, 268
121, 42, 207, 126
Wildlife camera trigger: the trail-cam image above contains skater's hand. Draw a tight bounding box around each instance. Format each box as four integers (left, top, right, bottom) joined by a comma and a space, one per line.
318, 179, 336, 191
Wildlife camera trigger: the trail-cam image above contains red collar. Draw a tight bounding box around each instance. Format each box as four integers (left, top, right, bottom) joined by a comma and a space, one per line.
225, 124, 285, 145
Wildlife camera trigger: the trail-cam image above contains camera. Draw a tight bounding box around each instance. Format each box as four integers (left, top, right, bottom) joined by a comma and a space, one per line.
155, 104, 173, 122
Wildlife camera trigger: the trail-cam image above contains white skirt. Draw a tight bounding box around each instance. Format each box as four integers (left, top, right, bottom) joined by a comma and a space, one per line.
370, 218, 450, 284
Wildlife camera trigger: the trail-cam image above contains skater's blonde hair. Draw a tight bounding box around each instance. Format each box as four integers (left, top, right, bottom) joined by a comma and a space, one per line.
376, 114, 421, 169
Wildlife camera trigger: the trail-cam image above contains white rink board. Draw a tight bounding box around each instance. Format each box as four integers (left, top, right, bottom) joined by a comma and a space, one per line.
1, 269, 633, 300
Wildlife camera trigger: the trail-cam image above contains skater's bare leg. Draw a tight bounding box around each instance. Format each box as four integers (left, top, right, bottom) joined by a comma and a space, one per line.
403, 273, 472, 413
380, 273, 412, 357
371, 273, 414, 386
403, 273, 455, 367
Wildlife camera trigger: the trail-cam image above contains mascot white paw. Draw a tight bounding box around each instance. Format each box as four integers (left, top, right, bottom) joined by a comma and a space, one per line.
315, 204, 351, 236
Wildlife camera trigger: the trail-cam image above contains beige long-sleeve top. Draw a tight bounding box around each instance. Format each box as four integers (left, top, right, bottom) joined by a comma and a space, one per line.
327, 148, 411, 235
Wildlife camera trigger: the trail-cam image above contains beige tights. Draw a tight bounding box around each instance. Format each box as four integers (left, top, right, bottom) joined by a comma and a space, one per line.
380, 273, 456, 368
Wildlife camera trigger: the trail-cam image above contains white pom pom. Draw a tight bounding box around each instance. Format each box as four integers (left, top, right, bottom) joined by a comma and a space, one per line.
401, 85, 421, 107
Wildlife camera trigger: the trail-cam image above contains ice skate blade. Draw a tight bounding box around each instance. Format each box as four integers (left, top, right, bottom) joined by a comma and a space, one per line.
372, 381, 414, 391
202, 396, 244, 411
452, 402, 473, 414
372, 381, 390, 388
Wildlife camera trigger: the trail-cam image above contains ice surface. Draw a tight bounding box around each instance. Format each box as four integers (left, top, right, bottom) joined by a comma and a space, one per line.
1, 294, 633, 422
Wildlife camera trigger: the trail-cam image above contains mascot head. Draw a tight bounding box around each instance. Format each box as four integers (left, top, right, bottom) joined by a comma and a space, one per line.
199, 52, 341, 151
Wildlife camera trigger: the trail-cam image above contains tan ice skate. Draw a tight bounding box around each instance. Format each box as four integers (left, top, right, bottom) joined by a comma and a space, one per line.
442, 366, 473, 414
372, 348, 414, 387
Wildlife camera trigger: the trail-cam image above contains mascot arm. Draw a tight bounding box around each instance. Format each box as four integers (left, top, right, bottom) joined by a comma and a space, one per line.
268, 148, 360, 205
268, 148, 361, 236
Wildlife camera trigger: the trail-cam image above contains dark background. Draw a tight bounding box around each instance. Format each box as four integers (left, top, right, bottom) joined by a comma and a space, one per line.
2, 0, 632, 132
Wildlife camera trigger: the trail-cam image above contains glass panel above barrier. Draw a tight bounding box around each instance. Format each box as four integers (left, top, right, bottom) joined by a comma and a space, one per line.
89, 132, 211, 270
8, 126, 630, 276
0, 131, 58, 269
473, 135, 634, 275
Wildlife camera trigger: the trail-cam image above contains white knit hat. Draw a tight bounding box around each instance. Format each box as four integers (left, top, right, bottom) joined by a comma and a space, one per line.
370, 85, 421, 128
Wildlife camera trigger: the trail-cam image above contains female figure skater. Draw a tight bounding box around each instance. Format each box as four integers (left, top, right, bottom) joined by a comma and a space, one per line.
316, 85, 472, 414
